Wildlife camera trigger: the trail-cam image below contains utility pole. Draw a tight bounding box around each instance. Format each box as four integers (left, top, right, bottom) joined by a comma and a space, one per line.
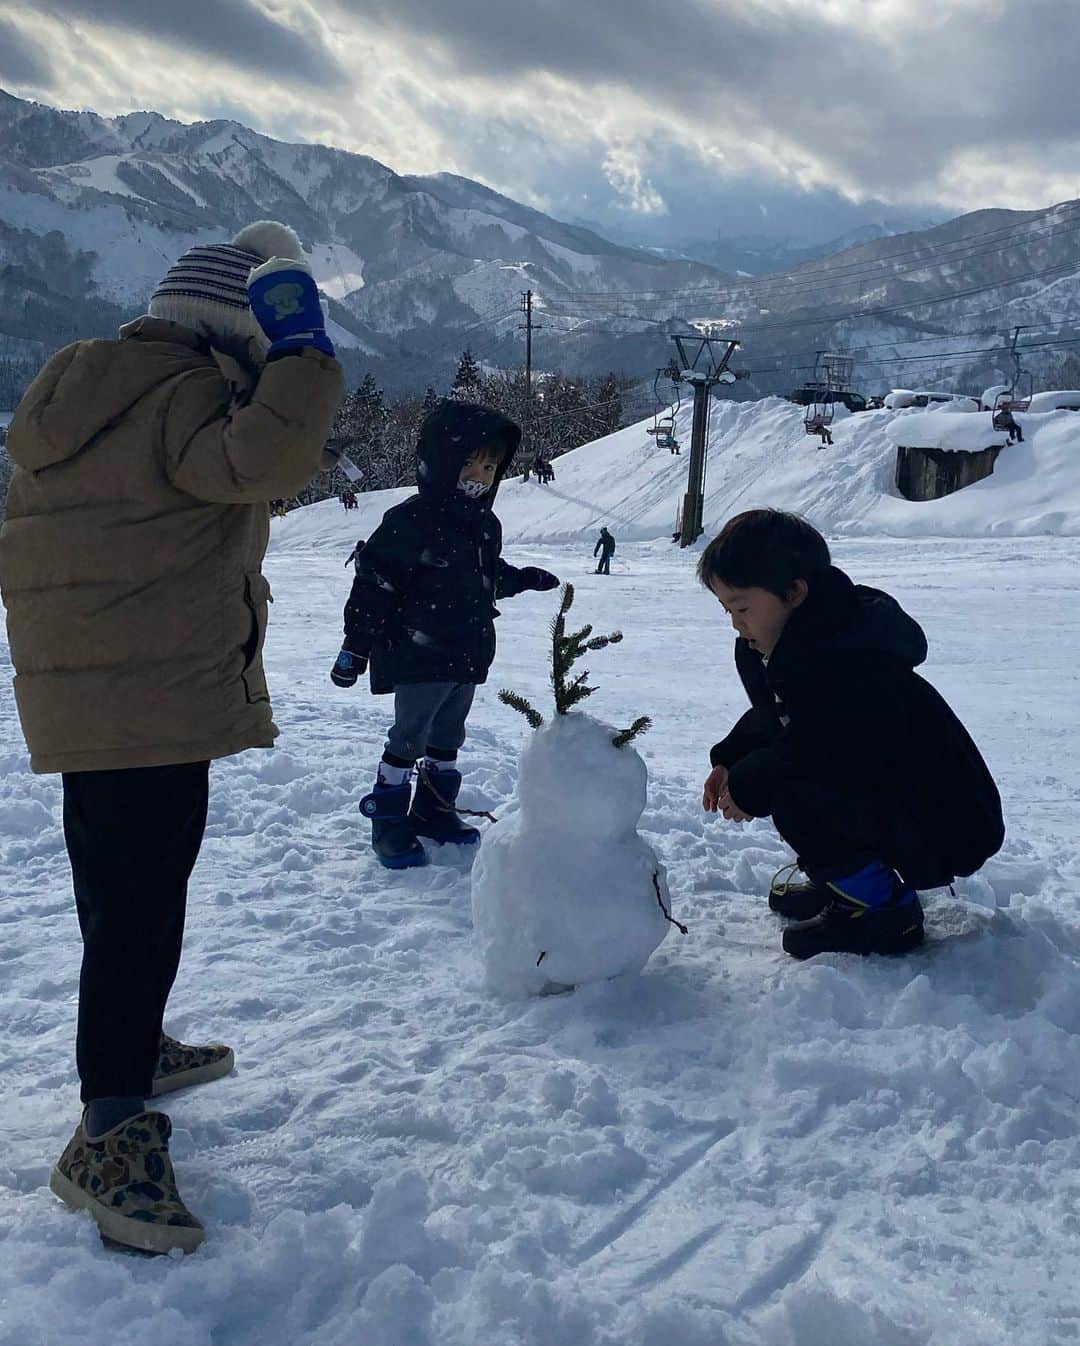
520, 290, 543, 461
666, 334, 741, 547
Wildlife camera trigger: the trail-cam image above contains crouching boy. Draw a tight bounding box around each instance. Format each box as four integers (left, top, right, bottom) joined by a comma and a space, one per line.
331, 401, 558, 868
699, 509, 1003, 959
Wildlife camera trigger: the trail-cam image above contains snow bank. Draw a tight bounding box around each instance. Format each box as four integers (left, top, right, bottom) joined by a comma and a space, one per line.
271, 396, 1080, 562
1026, 389, 1080, 413
886, 409, 1009, 453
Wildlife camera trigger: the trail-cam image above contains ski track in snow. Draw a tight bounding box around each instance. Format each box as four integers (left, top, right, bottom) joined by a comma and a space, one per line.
2, 521, 1080, 1343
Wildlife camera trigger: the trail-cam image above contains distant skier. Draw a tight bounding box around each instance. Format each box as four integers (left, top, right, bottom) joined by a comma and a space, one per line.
594, 526, 616, 575
0, 219, 344, 1254
330, 401, 559, 869
698, 509, 1003, 960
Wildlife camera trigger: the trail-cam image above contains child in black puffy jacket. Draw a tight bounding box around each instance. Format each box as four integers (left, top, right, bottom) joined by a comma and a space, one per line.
699, 509, 1003, 960
331, 400, 558, 869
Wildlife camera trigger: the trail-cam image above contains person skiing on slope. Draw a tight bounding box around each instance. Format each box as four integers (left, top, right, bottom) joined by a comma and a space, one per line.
594, 526, 616, 575
330, 401, 559, 869
0, 219, 344, 1255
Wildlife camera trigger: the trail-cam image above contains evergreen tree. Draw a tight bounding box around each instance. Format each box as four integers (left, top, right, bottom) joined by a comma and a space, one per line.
451, 349, 484, 402
593, 372, 624, 437
307, 373, 388, 503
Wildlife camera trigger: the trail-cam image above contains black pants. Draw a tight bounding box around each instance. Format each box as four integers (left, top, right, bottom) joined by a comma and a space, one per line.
771, 778, 883, 882
62, 761, 210, 1102
596, 555, 611, 574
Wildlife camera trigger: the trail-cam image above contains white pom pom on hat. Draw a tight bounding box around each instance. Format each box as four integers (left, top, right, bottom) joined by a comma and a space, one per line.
231, 220, 304, 262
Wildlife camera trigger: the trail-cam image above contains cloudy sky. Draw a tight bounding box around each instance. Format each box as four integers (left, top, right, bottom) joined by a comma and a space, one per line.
1, 0, 1078, 247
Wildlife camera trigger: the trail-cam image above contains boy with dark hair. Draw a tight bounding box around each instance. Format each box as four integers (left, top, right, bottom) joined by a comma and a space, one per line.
698, 508, 1003, 959
331, 401, 558, 869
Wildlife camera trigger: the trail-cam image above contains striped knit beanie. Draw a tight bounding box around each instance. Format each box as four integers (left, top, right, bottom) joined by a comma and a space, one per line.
148, 220, 304, 349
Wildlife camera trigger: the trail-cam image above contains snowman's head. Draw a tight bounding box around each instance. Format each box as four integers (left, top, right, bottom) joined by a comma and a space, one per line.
517, 713, 647, 842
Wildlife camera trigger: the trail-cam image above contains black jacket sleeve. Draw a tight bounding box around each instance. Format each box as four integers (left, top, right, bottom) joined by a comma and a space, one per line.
594, 538, 602, 557
341, 508, 421, 656
495, 557, 532, 599
710, 706, 779, 768
728, 653, 911, 818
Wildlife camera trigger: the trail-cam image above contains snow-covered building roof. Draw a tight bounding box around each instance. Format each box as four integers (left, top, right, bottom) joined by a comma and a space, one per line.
1026, 389, 1080, 413
886, 410, 1009, 453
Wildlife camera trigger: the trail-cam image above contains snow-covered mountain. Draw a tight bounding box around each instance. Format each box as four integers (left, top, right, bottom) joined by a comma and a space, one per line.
694, 203, 1080, 399
4, 88, 1080, 406
0, 90, 724, 393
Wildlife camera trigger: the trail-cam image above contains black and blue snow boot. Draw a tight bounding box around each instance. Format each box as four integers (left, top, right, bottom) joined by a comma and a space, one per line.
409, 769, 481, 847
768, 862, 830, 920
781, 863, 924, 960
359, 782, 429, 869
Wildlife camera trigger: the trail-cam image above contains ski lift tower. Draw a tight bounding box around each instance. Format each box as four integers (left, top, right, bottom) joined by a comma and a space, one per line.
667, 333, 740, 547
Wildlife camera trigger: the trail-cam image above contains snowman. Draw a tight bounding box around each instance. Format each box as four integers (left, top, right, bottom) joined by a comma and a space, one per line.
471, 584, 682, 996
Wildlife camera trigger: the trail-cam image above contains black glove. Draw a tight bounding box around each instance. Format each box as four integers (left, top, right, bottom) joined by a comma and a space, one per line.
330, 647, 367, 688
520, 567, 560, 592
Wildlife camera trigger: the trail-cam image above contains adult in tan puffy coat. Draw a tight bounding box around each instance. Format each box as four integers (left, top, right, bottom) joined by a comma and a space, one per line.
0, 220, 343, 1255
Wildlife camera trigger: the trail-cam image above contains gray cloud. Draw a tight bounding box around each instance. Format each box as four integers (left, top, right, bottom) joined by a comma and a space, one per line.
337, 0, 1080, 196
0, 15, 54, 86
35, 0, 350, 89
2, 0, 1076, 251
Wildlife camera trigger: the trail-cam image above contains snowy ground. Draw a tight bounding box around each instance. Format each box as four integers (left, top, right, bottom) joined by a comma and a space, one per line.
2, 528, 1080, 1346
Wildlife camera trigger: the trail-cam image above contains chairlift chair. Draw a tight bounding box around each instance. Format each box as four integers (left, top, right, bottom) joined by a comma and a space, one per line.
803, 391, 835, 436
651, 368, 681, 449
655, 416, 678, 450
1005, 371, 1034, 412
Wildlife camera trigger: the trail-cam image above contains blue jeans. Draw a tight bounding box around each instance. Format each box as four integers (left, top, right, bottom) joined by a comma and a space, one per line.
384, 682, 476, 765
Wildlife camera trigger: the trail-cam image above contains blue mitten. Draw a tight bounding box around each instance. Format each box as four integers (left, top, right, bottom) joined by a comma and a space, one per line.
248, 257, 335, 361
330, 647, 367, 688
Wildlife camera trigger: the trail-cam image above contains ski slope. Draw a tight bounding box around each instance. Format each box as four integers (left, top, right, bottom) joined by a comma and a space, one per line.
273, 397, 1080, 561
2, 403, 1080, 1345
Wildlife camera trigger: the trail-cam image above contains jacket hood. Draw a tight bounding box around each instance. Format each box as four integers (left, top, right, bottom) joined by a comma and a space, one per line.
415, 400, 521, 503
7, 319, 213, 472
772, 565, 928, 671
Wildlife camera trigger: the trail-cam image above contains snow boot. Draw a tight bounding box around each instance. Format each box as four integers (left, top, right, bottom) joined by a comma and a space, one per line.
409, 768, 480, 846
768, 862, 830, 920
782, 866, 924, 960
150, 1032, 235, 1098
359, 782, 429, 869
49, 1110, 204, 1256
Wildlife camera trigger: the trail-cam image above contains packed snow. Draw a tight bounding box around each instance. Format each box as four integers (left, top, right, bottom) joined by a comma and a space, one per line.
2, 397, 1080, 1344
274, 396, 1080, 551
886, 410, 1010, 453
1025, 389, 1080, 413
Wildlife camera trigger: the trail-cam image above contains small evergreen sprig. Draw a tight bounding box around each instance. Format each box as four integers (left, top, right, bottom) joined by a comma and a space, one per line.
498, 688, 544, 729
613, 716, 652, 749
499, 583, 650, 749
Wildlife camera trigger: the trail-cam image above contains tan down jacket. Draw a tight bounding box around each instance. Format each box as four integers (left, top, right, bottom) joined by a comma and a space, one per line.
0, 318, 344, 773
